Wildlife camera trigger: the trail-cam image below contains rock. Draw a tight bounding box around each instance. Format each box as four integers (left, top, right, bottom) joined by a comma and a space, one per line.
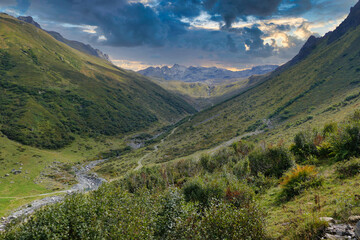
355, 221, 360, 239
1, 217, 5, 221
323, 233, 341, 239
4, 174, 9, 177
13, 170, 22, 175
321, 217, 336, 223
348, 216, 360, 223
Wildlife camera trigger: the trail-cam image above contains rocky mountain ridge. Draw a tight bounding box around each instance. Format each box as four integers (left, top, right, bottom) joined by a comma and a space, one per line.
17, 16, 110, 62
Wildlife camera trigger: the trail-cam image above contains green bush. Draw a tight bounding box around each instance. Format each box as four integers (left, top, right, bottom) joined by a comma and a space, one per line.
329, 123, 360, 161
322, 122, 338, 136
279, 165, 323, 201
175, 201, 265, 240
154, 189, 185, 239
249, 145, 294, 178
2, 186, 158, 239
336, 157, 360, 178
290, 131, 319, 163
232, 140, 254, 157
200, 149, 239, 173
182, 180, 224, 207
233, 158, 251, 179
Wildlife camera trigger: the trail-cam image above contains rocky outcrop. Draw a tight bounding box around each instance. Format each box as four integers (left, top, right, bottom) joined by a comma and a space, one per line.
327, 1, 360, 44
17, 16, 42, 29
321, 216, 360, 239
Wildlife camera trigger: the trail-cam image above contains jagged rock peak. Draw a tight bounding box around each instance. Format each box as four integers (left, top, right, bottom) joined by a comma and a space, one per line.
327, 0, 360, 44
17, 16, 42, 29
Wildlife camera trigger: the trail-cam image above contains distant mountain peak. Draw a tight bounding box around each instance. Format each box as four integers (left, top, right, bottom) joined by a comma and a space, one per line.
17, 15, 110, 62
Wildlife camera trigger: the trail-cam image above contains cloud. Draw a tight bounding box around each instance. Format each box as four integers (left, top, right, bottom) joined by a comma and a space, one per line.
1, 0, 355, 71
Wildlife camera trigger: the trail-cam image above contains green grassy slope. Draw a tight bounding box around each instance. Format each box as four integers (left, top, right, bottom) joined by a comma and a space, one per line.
0, 13, 195, 149
141, 13, 360, 163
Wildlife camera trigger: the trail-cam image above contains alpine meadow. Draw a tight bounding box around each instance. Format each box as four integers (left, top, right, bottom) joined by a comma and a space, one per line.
1, 0, 360, 239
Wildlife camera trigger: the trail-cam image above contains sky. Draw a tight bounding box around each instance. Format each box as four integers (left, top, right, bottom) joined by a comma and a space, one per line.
0, 0, 358, 71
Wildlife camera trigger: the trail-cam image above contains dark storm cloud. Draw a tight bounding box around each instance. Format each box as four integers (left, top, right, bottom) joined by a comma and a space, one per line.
4, 0, 351, 70
203, 0, 314, 27
28, 0, 188, 47
21, 0, 318, 47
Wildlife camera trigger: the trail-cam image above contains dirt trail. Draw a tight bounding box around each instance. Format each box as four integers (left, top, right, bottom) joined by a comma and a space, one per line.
0, 159, 106, 231
135, 127, 177, 171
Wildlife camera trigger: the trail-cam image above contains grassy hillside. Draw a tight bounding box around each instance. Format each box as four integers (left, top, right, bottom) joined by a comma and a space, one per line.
0, 13, 195, 150
135, 16, 360, 163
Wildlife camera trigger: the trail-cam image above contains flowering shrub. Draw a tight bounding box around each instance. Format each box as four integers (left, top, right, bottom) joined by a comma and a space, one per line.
280, 165, 322, 200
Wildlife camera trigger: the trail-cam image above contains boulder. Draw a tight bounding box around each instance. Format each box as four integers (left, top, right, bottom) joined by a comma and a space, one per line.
355, 221, 360, 239
349, 216, 360, 223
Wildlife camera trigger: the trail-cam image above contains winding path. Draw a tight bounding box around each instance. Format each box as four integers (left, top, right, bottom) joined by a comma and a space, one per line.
0, 159, 106, 231
135, 127, 177, 171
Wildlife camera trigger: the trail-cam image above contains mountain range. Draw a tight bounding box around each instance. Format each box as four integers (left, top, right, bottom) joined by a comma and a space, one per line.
138, 64, 278, 82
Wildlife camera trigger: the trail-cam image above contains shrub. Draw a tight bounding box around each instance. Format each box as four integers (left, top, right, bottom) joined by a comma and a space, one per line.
249, 173, 276, 194
249, 145, 294, 178
336, 158, 360, 178
232, 140, 254, 157
175, 201, 266, 240
182, 180, 224, 207
322, 122, 338, 136
233, 158, 251, 179
2, 187, 158, 239
329, 123, 360, 161
200, 149, 238, 173
290, 131, 319, 163
280, 165, 323, 201
154, 189, 185, 239
224, 183, 254, 208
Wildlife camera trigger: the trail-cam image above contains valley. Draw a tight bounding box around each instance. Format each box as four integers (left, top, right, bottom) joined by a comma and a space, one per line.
1, 1, 360, 239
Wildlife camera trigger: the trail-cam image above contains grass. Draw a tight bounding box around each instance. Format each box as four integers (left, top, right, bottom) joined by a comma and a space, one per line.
0, 132, 128, 216
261, 165, 360, 239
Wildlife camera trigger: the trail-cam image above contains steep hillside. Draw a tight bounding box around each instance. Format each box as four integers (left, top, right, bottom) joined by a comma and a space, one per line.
134, 1, 360, 163
17, 16, 110, 61
0, 13, 195, 149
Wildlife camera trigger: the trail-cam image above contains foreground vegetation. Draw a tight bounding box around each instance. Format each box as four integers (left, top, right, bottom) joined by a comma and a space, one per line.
3, 109, 360, 239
